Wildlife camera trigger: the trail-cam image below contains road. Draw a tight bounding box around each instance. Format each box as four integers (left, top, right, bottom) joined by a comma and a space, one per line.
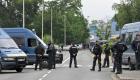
0, 50, 113, 80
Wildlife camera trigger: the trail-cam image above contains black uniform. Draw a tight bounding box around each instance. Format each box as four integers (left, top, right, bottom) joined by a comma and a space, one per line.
112, 42, 127, 74
102, 44, 110, 68
35, 45, 45, 70
69, 44, 78, 68
131, 40, 140, 69
47, 44, 56, 69
111, 46, 117, 72
90, 43, 102, 71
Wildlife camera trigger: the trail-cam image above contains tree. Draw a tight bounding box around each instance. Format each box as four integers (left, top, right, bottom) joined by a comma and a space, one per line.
112, 0, 140, 28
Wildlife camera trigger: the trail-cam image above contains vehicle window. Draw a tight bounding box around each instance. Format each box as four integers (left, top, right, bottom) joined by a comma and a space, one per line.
28, 38, 37, 47
126, 32, 133, 45
121, 34, 126, 42
0, 38, 18, 49
12, 37, 25, 48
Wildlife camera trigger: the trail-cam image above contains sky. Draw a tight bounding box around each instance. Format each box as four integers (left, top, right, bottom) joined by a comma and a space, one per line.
82, 0, 120, 23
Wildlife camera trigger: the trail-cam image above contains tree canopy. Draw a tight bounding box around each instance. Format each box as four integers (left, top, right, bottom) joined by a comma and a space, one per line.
0, 0, 89, 44
112, 0, 140, 28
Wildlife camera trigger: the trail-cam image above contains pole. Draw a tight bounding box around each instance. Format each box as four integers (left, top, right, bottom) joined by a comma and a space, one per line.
23, 0, 25, 28
42, 0, 44, 40
64, 15, 66, 45
51, 7, 53, 43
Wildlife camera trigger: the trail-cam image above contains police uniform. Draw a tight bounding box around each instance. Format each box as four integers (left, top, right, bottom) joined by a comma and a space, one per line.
132, 40, 140, 69
112, 42, 127, 74
47, 43, 56, 69
35, 44, 45, 70
102, 44, 110, 68
90, 43, 102, 71
69, 44, 78, 68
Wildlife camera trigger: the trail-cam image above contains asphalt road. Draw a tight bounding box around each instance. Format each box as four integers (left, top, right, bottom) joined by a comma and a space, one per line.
0, 50, 113, 80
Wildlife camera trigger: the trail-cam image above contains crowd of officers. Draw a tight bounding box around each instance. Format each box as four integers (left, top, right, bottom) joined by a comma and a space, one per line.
90, 37, 128, 74
33, 40, 127, 74
33, 35, 140, 74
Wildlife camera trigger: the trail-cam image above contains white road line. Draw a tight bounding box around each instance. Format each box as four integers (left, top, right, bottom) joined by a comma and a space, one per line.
62, 57, 70, 64
38, 78, 43, 80
48, 71, 51, 74
38, 57, 70, 80
42, 74, 48, 78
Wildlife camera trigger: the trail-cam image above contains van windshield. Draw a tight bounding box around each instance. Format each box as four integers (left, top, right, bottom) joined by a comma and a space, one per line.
35, 35, 47, 48
0, 38, 18, 49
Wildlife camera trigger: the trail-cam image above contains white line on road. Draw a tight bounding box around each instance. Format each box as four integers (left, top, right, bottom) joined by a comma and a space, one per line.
48, 71, 51, 74
42, 74, 49, 78
38, 57, 70, 80
62, 57, 70, 64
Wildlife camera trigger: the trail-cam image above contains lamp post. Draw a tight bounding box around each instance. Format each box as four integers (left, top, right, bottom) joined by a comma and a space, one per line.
51, 7, 53, 43
23, 0, 25, 28
42, 0, 44, 40
64, 15, 66, 46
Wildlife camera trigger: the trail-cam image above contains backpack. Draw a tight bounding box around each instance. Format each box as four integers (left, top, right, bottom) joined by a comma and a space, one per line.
92, 45, 100, 55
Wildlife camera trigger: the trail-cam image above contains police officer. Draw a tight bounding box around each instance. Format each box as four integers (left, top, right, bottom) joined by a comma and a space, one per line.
69, 43, 78, 68
34, 43, 45, 70
90, 41, 102, 71
132, 34, 140, 69
102, 43, 110, 68
47, 43, 56, 69
112, 37, 127, 74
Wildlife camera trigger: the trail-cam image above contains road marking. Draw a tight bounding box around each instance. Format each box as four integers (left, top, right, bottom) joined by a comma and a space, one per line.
48, 71, 51, 74
38, 57, 70, 80
62, 57, 70, 64
38, 78, 43, 80
42, 74, 48, 78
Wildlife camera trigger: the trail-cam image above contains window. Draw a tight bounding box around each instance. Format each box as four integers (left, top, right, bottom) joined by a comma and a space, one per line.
126, 32, 133, 45
121, 34, 126, 42
28, 38, 37, 47
12, 37, 25, 48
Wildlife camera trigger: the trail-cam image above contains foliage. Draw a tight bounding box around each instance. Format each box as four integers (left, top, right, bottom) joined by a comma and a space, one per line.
0, 0, 89, 44
112, 0, 140, 28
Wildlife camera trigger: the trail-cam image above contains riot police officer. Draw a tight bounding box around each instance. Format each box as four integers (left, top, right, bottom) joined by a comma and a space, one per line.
47, 43, 56, 69
102, 43, 110, 68
34, 43, 45, 70
69, 43, 78, 68
132, 34, 140, 69
112, 38, 127, 74
90, 41, 102, 71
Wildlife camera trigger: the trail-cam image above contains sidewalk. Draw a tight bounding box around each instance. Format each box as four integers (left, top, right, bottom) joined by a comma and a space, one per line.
112, 70, 140, 80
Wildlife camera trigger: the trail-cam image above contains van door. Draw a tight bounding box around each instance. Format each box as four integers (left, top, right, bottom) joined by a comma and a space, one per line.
27, 38, 37, 64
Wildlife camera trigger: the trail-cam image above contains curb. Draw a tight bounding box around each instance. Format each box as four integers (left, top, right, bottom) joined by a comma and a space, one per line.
112, 73, 139, 80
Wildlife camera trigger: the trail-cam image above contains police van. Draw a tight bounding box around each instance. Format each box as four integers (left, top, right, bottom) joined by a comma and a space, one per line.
3, 28, 63, 65
120, 22, 140, 69
0, 28, 27, 72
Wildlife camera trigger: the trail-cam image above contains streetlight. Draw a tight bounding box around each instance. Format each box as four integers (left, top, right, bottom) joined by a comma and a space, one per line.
23, 0, 25, 28
42, 0, 44, 40
51, 7, 53, 43
64, 15, 66, 46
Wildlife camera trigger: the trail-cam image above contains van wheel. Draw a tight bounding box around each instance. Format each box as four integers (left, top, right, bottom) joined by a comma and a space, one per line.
16, 68, 23, 72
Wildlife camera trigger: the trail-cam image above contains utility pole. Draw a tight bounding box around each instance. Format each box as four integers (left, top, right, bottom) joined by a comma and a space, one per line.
64, 15, 66, 45
23, 0, 25, 28
42, 0, 44, 40
51, 7, 53, 43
